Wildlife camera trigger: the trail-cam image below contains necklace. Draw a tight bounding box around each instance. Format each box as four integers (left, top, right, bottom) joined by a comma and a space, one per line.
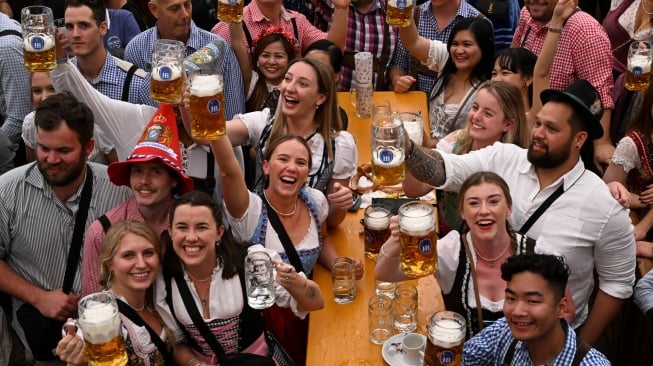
188, 272, 212, 282
474, 242, 511, 268
111, 290, 146, 311
643, 0, 653, 15
263, 191, 297, 217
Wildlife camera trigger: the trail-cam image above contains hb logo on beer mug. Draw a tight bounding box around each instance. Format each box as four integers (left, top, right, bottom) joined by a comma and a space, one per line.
626, 41, 653, 92
397, 201, 437, 278
21, 6, 57, 72
150, 39, 185, 104
371, 115, 405, 186
189, 69, 226, 140
62, 292, 128, 365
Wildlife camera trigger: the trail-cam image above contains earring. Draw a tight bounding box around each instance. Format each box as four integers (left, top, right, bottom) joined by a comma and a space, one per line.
215, 239, 221, 247
316, 104, 321, 109
106, 270, 113, 289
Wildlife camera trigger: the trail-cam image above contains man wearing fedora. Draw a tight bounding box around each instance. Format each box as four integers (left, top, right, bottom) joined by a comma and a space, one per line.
80, 103, 194, 297
401, 79, 636, 347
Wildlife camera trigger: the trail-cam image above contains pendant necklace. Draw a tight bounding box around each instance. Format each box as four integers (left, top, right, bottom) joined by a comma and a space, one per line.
264, 191, 297, 217
474, 242, 511, 268
188, 272, 212, 306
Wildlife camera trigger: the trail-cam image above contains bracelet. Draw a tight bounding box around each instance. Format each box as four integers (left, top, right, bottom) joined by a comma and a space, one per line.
548, 26, 563, 33
186, 358, 201, 366
380, 245, 400, 261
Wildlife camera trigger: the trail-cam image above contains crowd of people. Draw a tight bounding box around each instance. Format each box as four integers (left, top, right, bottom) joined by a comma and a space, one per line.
0, 0, 651, 364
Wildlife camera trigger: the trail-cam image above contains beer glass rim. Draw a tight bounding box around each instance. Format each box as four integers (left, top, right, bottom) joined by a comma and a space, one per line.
394, 283, 418, 298
79, 290, 117, 305
21, 5, 54, 15
372, 115, 403, 128
630, 40, 653, 51
154, 38, 185, 48
369, 293, 393, 307
365, 204, 392, 215
246, 250, 272, 261
430, 310, 466, 329
332, 256, 354, 267
398, 201, 433, 217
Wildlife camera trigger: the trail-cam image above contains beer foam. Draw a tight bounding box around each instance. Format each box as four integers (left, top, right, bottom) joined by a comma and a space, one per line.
152, 65, 182, 81
628, 55, 652, 74
79, 303, 121, 344
429, 318, 465, 348
365, 210, 390, 230
399, 205, 434, 233
23, 34, 55, 52
190, 74, 223, 96
387, 0, 413, 7
372, 148, 404, 167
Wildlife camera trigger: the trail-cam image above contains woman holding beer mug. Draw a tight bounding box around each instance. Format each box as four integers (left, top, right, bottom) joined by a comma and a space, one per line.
376, 172, 573, 337
223, 58, 358, 228
56, 220, 173, 365
155, 191, 321, 366
395, 16, 494, 148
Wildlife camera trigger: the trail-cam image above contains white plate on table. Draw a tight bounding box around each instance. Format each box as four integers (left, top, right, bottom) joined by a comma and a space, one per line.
381, 332, 426, 366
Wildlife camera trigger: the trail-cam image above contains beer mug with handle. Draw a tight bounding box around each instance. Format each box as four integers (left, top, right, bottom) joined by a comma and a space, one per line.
63, 291, 128, 366
244, 251, 276, 309
21, 6, 56, 72
218, 0, 243, 23
371, 115, 405, 186
626, 41, 653, 92
386, 0, 414, 27
189, 69, 226, 140
398, 201, 437, 278
150, 39, 185, 104
423, 311, 465, 366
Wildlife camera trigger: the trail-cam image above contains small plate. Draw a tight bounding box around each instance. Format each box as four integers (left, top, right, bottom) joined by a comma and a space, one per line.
381, 332, 426, 366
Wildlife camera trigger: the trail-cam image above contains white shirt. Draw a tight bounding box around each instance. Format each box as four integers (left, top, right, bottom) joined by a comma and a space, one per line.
436, 142, 636, 327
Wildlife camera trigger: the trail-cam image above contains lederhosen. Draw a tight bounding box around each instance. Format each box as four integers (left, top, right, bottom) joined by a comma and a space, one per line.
443, 233, 536, 339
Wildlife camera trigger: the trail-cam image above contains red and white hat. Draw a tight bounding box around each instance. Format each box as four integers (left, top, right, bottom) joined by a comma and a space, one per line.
108, 103, 195, 193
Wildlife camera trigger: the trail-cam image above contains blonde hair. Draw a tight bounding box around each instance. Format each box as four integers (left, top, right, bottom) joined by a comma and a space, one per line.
269, 58, 342, 159
455, 81, 529, 154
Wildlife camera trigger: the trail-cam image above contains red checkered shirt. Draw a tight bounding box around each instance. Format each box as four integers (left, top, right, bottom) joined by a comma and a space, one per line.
512, 7, 614, 109
211, 1, 326, 58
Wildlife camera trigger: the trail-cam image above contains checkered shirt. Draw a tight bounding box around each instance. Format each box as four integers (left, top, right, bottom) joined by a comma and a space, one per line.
72, 54, 155, 106
0, 14, 32, 146
512, 7, 614, 109
211, 1, 326, 57
390, 0, 480, 94
125, 22, 245, 119
463, 318, 611, 365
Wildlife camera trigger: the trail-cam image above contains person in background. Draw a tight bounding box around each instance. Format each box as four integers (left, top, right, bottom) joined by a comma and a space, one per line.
105, 0, 148, 31
634, 270, 653, 316
104, 8, 141, 58
490, 47, 537, 114
463, 253, 610, 365
0, 131, 13, 175
396, 16, 494, 147
56, 220, 174, 365
156, 191, 320, 366
389, 0, 480, 95
512, 0, 615, 173
467, 0, 520, 50
0, 93, 131, 362
0, 12, 32, 166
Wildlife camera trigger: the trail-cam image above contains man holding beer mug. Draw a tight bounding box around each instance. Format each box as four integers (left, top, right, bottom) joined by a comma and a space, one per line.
401, 80, 636, 347
463, 253, 610, 365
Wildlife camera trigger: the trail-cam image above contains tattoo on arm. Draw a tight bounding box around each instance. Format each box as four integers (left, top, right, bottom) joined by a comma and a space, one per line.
305, 285, 316, 299
406, 144, 446, 186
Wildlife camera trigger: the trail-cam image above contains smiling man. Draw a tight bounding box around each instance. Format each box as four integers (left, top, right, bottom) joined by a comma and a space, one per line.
401, 79, 636, 347
80, 103, 194, 297
462, 253, 610, 365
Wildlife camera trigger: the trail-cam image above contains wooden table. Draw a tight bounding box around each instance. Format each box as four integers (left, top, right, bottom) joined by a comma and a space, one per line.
305, 91, 443, 365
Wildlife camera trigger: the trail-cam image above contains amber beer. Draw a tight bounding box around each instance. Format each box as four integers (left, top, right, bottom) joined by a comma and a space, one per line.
423, 311, 465, 366
363, 205, 391, 258
398, 201, 436, 278
78, 293, 127, 366
190, 73, 226, 140
218, 0, 243, 23
150, 65, 183, 104
386, 0, 414, 28
371, 116, 405, 186
626, 55, 651, 92
22, 6, 57, 72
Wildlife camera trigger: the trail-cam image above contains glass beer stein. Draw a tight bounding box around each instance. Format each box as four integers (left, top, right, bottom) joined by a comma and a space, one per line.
21, 6, 56, 72
189, 70, 226, 140
363, 204, 391, 258
150, 39, 185, 104
626, 41, 653, 92
423, 311, 466, 366
386, 0, 414, 27
63, 292, 128, 366
397, 111, 424, 145
371, 115, 405, 186
398, 201, 437, 278
244, 251, 276, 309
218, 0, 244, 23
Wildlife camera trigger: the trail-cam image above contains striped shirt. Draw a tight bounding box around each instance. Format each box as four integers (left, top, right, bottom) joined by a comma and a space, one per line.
72, 53, 155, 106
389, 0, 480, 94
0, 13, 32, 146
0, 162, 131, 302
125, 22, 246, 119
511, 7, 614, 109
463, 318, 611, 365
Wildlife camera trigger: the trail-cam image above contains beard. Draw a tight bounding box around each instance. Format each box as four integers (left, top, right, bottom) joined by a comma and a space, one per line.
527, 138, 573, 169
37, 151, 87, 187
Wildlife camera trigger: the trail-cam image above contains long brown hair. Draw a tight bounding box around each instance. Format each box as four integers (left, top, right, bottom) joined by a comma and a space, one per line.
626, 82, 653, 142
455, 81, 529, 154
269, 58, 342, 160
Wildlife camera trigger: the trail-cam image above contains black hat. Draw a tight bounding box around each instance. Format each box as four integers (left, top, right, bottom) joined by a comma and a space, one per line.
540, 80, 604, 140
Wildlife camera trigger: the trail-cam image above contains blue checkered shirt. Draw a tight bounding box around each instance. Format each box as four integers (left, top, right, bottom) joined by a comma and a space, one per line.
0, 14, 32, 147
462, 318, 611, 366
125, 22, 245, 119
390, 0, 480, 94
71, 54, 156, 106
